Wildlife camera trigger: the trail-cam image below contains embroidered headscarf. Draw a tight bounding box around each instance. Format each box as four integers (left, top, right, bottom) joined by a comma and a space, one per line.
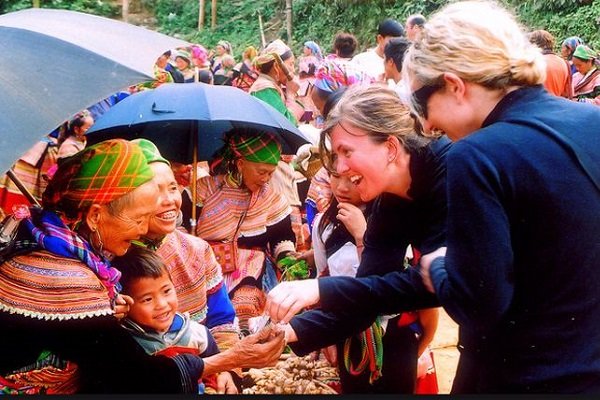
131, 139, 170, 166
573, 44, 597, 61
210, 128, 282, 173
42, 139, 154, 219
314, 60, 372, 93
304, 41, 323, 60
254, 39, 293, 67
562, 36, 584, 59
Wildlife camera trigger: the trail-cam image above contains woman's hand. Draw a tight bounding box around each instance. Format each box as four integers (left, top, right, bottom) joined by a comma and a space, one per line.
113, 294, 134, 320
336, 202, 367, 243
419, 247, 447, 293
216, 372, 238, 394
233, 325, 286, 368
265, 279, 320, 323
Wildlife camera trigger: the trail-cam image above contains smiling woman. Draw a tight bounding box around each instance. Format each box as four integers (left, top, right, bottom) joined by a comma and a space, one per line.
0, 139, 217, 393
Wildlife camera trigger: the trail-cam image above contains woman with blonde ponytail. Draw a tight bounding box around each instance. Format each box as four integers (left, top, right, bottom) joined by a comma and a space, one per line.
265, 1, 600, 393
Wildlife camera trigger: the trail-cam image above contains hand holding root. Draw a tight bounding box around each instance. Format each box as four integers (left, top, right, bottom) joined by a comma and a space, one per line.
265, 279, 320, 323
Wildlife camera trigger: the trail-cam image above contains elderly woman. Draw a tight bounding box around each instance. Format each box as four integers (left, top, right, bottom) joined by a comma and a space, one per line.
571, 44, 600, 105
249, 39, 303, 125
195, 127, 297, 334
266, 0, 600, 393
0, 139, 285, 394
131, 139, 242, 392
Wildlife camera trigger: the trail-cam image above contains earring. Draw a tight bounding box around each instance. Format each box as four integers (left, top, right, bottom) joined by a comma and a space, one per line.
91, 228, 104, 254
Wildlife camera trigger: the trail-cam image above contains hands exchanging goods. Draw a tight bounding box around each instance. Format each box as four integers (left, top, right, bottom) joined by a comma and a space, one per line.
265, 279, 320, 324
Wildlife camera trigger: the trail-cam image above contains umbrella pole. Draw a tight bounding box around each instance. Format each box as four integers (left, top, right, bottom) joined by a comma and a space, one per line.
6, 169, 41, 207
190, 123, 199, 236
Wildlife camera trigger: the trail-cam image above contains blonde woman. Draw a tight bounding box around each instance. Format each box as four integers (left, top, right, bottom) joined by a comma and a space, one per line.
266, 0, 600, 393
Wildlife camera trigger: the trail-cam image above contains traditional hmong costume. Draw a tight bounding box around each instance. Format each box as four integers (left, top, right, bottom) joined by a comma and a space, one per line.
196, 130, 296, 332
572, 45, 600, 105
0, 140, 204, 394
249, 39, 299, 125
0, 136, 58, 214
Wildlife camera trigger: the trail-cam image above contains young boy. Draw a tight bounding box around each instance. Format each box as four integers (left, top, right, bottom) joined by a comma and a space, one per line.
112, 245, 230, 394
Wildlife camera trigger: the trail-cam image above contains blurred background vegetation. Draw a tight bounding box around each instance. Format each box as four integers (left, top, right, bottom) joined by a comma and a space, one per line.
1, 0, 599, 58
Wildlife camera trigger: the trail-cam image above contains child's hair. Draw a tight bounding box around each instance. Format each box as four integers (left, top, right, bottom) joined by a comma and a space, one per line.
111, 245, 171, 294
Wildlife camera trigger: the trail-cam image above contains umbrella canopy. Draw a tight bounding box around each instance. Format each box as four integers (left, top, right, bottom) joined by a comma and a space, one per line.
87, 82, 312, 163
0, 8, 189, 174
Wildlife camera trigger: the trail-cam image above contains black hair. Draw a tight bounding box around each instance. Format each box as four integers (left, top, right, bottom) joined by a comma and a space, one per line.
322, 87, 348, 119
377, 18, 405, 37
333, 33, 358, 58
111, 245, 171, 295
58, 111, 91, 146
384, 37, 410, 73
198, 69, 213, 84
407, 15, 426, 28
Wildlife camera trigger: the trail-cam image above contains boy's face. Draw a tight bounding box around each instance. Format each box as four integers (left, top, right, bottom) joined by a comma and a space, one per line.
127, 272, 178, 333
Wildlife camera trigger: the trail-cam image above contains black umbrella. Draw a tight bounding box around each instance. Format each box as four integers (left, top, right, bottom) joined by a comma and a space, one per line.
86, 82, 312, 226
0, 8, 189, 175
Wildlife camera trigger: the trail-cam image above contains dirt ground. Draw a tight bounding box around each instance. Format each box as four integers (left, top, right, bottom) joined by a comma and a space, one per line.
429, 308, 460, 394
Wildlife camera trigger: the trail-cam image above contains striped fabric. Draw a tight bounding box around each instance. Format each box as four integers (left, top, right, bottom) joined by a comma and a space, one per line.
0, 250, 113, 320
156, 229, 223, 323
306, 166, 333, 212
43, 139, 153, 211
195, 174, 292, 292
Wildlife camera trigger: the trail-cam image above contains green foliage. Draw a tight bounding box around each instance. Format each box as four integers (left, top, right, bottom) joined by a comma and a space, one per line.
0, 0, 119, 16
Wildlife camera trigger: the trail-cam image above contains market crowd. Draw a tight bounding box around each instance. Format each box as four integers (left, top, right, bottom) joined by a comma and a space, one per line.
1, 0, 599, 395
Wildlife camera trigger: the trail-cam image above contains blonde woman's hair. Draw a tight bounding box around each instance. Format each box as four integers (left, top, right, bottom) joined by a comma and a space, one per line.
319, 83, 429, 172
401, 0, 545, 107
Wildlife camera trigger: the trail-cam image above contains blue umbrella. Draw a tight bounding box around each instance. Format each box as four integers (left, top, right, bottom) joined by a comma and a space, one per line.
87, 82, 312, 163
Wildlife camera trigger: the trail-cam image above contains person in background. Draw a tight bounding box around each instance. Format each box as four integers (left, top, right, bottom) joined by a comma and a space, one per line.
57, 110, 94, 160
405, 14, 426, 42
528, 29, 572, 98
249, 39, 303, 125
352, 18, 405, 81
232, 46, 259, 92
327, 32, 359, 63
0, 134, 58, 214
383, 37, 411, 93
210, 40, 233, 76
174, 49, 196, 83
561, 36, 585, 75
571, 44, 600, 105
213, 54, 236, 85
299, 40, 323, 79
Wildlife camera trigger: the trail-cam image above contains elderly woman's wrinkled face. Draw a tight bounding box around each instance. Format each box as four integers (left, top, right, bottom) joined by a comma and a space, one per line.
97, 181, 159, 256
147, 163, 182, 238
237, 159, 277, 193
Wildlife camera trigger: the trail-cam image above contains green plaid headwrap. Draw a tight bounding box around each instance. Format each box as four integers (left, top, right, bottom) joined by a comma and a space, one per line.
131, 138, 170, 166
43, 139, 154, 212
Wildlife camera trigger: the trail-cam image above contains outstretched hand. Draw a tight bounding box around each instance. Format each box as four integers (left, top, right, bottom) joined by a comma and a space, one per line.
234, 325, 286, 368
265, 279, 320, 324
